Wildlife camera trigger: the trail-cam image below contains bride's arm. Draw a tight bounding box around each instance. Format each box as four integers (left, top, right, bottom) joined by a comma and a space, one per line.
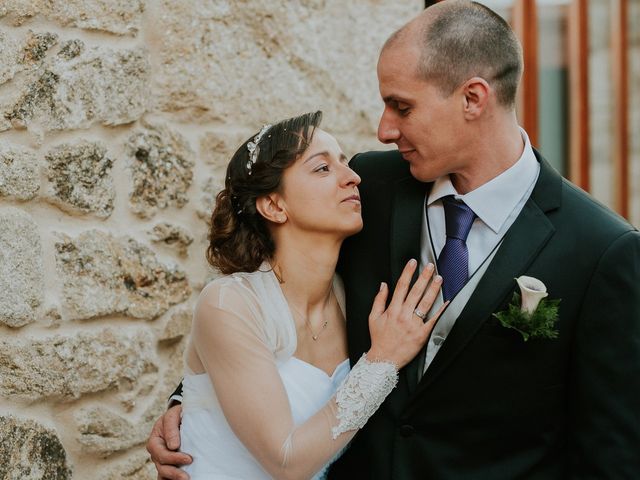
192, 262, 443, 480
193, 299, 350, 479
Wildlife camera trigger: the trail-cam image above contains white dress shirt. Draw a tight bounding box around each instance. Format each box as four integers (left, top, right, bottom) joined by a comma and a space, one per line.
420, 128, 540, 372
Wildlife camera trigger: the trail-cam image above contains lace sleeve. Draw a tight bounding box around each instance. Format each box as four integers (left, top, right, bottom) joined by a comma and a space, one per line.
332, 354, 398, 439
188, 280, 399, 480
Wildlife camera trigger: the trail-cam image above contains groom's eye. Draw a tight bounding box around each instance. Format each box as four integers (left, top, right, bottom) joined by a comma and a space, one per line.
397, 103, 410, 116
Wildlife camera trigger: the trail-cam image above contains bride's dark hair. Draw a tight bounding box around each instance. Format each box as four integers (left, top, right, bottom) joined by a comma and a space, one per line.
207, 111, 323, 274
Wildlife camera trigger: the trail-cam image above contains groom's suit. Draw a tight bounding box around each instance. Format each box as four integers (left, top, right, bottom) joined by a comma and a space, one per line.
331, 149, 640, 479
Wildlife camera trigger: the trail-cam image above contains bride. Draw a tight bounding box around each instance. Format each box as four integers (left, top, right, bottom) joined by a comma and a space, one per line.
176, 111, 444, 479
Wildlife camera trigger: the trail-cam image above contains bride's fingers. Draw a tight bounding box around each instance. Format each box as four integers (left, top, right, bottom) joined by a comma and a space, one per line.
414, 274, 443, 321
404, 263, 436, 307
368, 282, 388, 322
423, 301, 449, 336
388, 259, 418, 310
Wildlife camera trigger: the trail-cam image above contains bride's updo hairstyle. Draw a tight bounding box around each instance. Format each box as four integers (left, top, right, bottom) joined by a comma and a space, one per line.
207, 111, 323, 274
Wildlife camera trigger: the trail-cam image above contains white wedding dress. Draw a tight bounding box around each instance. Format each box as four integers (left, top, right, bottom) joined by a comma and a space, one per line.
180, 264, 397, 479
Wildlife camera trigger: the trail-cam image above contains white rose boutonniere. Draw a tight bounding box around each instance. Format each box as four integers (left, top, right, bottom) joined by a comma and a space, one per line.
493, 276, 560, 341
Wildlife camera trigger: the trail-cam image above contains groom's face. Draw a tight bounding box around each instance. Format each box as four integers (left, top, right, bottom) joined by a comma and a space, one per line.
376, 44, 466, 183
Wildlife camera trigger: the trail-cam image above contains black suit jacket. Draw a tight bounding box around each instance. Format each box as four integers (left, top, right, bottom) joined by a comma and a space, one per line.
330, 150, 640, 479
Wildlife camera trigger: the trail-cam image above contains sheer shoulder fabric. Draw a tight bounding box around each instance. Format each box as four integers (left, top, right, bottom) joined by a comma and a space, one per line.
185, 266, 397, 480
193, 270, 298, 363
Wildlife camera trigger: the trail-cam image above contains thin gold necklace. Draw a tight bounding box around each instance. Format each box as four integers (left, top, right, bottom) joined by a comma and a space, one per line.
276, 263, 332, 341
289, 300, 331, 341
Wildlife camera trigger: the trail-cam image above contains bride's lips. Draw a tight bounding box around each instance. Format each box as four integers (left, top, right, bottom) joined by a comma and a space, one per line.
399, 149, 416, 160
341, 194, 361, 204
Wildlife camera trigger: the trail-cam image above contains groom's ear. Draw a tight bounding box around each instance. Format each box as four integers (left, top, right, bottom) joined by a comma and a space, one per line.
461, 76, 490, 120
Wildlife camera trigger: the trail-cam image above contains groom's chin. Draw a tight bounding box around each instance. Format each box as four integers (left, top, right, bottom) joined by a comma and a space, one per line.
408, 164, 439, 183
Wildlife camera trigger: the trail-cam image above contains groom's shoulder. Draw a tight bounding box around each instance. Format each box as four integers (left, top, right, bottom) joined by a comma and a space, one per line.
350, 150, 410, 181
560, 177, 636, 237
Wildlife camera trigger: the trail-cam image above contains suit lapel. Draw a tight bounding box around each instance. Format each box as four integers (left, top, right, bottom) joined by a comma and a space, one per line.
386, 175, 429, 408
406, 155, 562, 406
390, 176, 430, 285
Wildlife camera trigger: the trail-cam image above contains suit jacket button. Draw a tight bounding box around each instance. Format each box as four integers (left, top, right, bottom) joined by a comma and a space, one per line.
399, 424, 415, 437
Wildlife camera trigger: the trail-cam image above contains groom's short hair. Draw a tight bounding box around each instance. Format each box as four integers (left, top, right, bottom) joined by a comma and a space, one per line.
387, 0, 523, 109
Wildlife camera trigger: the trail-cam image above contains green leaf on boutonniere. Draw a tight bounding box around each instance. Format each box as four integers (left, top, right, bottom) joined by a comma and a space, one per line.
493, 292, 561, 341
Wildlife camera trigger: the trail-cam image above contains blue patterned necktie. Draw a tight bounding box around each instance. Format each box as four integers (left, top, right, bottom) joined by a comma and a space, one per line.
436, 196, 477, 302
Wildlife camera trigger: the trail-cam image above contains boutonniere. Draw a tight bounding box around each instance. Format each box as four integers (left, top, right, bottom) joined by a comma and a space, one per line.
493, 276, 560, 341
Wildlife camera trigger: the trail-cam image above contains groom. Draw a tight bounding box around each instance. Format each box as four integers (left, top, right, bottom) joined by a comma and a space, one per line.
148, 1, 640, 478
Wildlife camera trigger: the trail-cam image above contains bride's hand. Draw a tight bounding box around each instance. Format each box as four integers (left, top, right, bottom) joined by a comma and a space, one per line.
367, 259, 447, 369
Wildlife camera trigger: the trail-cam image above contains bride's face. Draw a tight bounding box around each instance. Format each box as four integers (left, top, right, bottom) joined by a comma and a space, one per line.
277, 128, 363, 238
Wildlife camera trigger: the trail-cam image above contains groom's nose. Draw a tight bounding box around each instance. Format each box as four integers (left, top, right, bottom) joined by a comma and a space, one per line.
377, 107, 400, 144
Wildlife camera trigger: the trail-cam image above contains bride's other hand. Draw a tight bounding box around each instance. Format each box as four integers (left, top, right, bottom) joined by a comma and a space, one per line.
146, 405, 192, 480
367, 260, 446, 369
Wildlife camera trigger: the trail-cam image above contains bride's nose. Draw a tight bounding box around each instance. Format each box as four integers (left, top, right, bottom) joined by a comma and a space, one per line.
340, 164, 361, 187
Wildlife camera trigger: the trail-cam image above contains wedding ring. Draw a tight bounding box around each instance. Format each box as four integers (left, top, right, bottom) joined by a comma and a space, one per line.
413, 308, 427, 320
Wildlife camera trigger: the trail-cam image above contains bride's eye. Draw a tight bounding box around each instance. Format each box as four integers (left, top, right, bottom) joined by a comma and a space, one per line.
314, 165, 330, 173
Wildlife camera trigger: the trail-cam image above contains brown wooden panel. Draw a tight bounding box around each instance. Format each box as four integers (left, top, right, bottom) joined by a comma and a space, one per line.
611, 0, 629, 218
513, 0, 539, 147
567, 0, 590, 191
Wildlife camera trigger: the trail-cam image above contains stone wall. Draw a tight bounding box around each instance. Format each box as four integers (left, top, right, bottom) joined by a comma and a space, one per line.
0, 1, 422, 478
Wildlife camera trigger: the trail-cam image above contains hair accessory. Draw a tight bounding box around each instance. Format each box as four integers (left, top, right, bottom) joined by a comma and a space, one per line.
246, 124, 272, 174
230, 194, 243, 215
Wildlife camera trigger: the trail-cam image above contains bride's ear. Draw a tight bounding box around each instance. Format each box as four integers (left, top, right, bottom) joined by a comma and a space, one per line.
256, 194, 288, 224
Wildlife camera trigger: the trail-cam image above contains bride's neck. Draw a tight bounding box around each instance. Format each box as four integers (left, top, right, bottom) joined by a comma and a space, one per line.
271, 233, 341, 311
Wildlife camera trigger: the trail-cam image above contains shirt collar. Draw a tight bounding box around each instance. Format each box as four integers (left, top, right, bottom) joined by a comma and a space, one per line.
427, 128, 539, 233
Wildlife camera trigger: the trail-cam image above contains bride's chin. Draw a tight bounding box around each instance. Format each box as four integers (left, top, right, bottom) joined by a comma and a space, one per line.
344, 221, 364, 237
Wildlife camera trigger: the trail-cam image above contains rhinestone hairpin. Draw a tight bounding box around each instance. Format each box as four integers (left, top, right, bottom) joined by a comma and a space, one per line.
246, 124, 272, 174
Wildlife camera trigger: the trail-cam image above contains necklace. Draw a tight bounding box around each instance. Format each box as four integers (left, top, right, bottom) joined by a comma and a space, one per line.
291, 306, 329, 341
307, 316, 329, 341
289, 301, 330, 341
